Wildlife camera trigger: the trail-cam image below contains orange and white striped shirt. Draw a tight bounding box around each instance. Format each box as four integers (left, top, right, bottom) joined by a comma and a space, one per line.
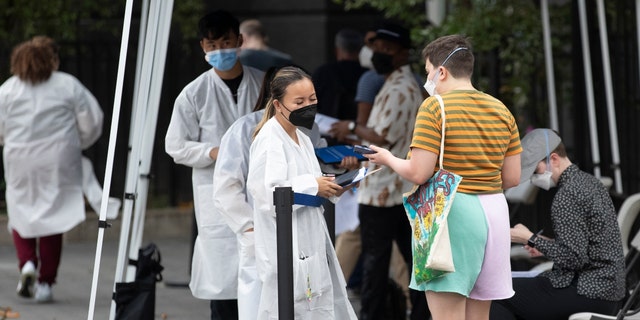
410, 90, 521, 194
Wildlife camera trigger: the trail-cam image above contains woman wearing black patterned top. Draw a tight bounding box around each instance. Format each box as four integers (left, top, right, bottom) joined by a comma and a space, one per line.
490, 129, 625, 320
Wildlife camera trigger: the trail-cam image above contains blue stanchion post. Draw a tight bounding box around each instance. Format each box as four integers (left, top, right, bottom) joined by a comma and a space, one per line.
273, 187, 294, 320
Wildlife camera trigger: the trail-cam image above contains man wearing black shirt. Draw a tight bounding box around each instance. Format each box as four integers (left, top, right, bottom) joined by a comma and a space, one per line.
491, 128, 625, 320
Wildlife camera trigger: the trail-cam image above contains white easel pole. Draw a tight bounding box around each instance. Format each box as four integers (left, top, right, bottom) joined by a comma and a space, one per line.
128, 0, 150, 149
120, 0, 161, 282
541, 0, 559, 131
577, 0, 602, 178
86, 0, 134, 319
109, 0, 160, 317
126, 0, 174, 281
596, 0, 623, 194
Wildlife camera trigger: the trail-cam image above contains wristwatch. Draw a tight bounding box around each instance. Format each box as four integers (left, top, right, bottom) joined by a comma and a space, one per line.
527, 233, 538, 248
348, 121, 356, 133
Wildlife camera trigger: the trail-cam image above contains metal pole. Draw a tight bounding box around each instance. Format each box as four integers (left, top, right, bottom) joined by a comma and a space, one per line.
637, 0, 640, 88
122, 0, 161, 282
596, 0, 623, 195
127, 0, 174, 281
577, 0, 602, 178
541, 0, 559, 131
87, 0, 135, 319
274, 187, 294, 320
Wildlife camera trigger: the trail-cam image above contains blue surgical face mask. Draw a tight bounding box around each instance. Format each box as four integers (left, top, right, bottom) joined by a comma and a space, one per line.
204, 48, 238, 71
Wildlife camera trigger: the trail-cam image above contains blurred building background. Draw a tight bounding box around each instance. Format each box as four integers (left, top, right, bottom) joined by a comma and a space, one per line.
0, 0, 638, 235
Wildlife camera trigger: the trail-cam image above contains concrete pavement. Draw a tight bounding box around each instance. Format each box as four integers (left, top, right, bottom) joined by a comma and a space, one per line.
0, 237, 210, 319
0, 237, 362, 319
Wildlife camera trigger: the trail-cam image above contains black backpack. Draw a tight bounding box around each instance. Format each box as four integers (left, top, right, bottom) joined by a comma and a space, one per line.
114, 243, 164, 320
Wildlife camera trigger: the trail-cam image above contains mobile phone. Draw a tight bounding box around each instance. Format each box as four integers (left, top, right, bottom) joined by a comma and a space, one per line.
353, 145, 376, 154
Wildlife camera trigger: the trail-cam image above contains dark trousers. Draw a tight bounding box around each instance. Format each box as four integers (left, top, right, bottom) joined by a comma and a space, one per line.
358, 204, 430, 320
12, 229, 63, 285
490, 277, 620, 320
209, 299, 238, 320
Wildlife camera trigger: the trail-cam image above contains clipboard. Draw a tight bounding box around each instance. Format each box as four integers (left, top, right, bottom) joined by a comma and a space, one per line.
315, 145, 367, 164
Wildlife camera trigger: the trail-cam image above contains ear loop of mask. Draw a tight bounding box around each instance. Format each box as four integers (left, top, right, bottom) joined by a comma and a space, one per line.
544, 130, 551, 169
440, 47, 468, 68
429, 47, 468, 83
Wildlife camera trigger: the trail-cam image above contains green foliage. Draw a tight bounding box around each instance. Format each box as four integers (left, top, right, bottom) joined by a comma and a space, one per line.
170, 0, 205, 52
0, 0, 126, 46
340, 0, 428, 28
334, 0, 575, 131
425, 1, 543, 115
0, 0, 203, 78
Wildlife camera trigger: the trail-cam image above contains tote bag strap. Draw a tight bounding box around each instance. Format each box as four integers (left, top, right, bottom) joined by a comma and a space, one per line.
434, 94, 446, 169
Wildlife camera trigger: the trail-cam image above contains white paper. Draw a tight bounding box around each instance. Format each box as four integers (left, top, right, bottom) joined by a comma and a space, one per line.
348, 167, 381, 186
314, 113, 358, 140
511, 269, 543, 278
315, 113, 338, 135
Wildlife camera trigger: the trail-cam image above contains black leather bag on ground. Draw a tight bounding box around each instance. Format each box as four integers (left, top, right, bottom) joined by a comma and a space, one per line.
114, 243, 164, 320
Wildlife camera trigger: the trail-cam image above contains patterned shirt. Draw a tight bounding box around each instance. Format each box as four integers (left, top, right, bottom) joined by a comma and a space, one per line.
533, 164, 625, 301
358, 65, 423, 207
410, 90, 521, 193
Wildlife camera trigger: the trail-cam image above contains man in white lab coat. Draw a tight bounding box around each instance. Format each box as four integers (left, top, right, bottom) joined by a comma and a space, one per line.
164, 10, 264, 320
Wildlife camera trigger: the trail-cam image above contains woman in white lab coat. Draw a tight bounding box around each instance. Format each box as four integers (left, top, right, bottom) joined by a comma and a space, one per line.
246, 66, 357, 319
0, 36, 104, 302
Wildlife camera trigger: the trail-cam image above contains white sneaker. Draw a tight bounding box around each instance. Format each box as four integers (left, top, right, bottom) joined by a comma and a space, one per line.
16, 261, 36, 298
34, 282, 53, 303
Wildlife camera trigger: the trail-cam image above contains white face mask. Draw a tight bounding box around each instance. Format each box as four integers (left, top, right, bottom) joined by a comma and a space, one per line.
423, 47, 468, 97
359, 46, 373, 69
531, 171, 556, 190
423, 70, 440, 96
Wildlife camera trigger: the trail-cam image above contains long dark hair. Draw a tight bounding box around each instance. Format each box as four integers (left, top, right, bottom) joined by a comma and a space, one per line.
252, 66, 312, 139
252, 66, 279, 112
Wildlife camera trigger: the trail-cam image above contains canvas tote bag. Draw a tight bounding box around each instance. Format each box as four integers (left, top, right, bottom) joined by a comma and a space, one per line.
403, 94, 462, 285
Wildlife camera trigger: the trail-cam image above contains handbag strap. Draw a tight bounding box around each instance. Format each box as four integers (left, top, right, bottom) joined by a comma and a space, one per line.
435, 94, 446, 169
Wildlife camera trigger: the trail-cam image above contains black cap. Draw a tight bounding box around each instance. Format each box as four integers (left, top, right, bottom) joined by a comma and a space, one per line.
372, 22, 411, 49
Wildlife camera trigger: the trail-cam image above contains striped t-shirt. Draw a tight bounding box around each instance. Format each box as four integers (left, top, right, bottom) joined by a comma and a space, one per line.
411, 90, 522, 194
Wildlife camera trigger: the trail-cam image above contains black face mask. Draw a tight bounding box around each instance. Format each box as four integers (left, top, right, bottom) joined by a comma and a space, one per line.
281, 103, 317, 130
371, 52, 395, 75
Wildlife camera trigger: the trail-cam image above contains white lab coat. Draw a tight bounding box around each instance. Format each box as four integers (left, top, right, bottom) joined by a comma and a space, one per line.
165, 66, 264, 300
213, 110, 264, 320
0, 72, 104, 238
214, 111, 325, 319
247, 118, 357, 320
